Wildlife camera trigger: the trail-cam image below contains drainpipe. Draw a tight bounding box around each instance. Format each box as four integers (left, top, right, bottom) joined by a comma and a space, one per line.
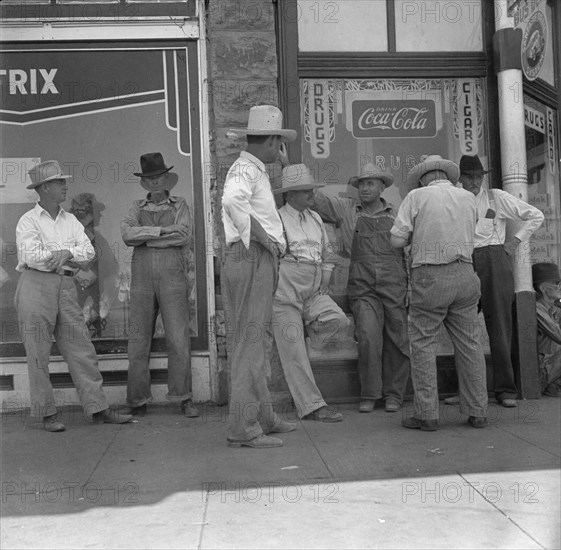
493, 0, 540, 397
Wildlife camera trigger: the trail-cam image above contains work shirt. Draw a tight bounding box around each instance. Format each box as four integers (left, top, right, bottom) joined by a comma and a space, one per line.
312, 191, 395, 257
15, 203, 95, 272
121, 194, 191, 248
222, 151, 285, 252
391, 179, 477, 268
473, 188, 544, 248
278, 203, 335, 272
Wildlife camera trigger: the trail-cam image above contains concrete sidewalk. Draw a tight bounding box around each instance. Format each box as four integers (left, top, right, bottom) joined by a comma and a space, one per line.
1, 397, 560, 549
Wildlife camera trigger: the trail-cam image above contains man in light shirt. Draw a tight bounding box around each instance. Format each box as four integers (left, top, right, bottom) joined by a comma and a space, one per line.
222, 105, 298, 449
15, 160, 132, 432
390, 155, 488, 431
272, 164, 348, 423
444, 155, 544, 408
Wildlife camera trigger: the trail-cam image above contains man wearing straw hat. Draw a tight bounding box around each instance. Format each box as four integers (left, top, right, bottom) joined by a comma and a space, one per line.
222, 105, 298, 448
444, 154, 544, 409
121, 152, 198, 419
390, 155, 488, 431
272, 163, 348, 423
312, 163, 410, 414
15, 160, 133, 431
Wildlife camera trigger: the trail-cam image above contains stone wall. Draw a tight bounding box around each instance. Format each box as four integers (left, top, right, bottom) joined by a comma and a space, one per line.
205, 0, 290, 404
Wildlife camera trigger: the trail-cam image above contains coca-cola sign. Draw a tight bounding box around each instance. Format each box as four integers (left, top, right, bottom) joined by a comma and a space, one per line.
351, 100, 437, 138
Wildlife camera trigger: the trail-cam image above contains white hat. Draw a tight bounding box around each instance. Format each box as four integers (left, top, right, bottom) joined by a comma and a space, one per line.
229, 105, 297, 142
348, 162, 394, 188
27, 160, 71, 189
273, 164, 325, 195
406, 155, 460, 187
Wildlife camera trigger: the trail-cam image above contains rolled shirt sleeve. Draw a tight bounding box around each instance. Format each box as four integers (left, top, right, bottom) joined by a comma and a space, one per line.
496, 190, 545, 242
390, 195, 414, 241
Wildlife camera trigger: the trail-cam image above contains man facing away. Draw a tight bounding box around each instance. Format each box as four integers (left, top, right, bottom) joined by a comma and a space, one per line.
531, 262, 561, 398
312, 163, 410, 413
272, 164, 347, 423
445, 154, 544, 408
121, 152, 198, 418
221, 105, 298, 449
390, 155, 488, 431
15, 160, 132, 431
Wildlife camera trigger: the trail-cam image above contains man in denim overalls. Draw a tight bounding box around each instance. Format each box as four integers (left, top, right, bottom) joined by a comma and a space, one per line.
313, 163, 410, 413
121, 152, 198, 418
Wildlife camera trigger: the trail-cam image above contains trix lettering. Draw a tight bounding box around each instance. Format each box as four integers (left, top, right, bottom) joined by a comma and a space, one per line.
0, 69, 58, 94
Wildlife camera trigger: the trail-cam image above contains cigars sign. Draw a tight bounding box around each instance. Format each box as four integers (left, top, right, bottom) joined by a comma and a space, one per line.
350, 100, 437, 139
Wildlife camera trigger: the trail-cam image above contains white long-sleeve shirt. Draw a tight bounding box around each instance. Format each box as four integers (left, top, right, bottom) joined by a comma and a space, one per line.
15, 203, 95, 272
474, 188, 544, 248
221, 151, 285, 251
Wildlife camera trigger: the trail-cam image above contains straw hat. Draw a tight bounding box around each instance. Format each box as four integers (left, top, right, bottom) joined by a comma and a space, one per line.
406, 155, 460, 188
273, 164, 325, 195
229, 105, 297, 142
348, 163, 394, 188
27, 160, 71, 189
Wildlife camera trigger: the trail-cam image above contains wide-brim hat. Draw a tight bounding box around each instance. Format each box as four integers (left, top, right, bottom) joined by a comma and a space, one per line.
273, 163, 325, 195
459, 154, 491, 175
348, 162, 394, 188
27, 160, 71, 189
134, 152, 173, 178
407, 155, 460, 188
532, 262, 561, 285
229, 105, 297, 142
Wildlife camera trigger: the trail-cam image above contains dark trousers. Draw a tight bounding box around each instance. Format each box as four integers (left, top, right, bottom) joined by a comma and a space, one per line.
473, 245, 517, 400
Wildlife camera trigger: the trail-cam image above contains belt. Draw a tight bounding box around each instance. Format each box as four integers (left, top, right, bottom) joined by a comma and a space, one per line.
281, 257, 321, 267
27, 267, 74, 277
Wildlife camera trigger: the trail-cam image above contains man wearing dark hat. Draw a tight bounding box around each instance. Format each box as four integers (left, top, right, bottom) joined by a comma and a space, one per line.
272, 164, 347, 423
222, 105, 298, 448
532, 263, 561, 397
390, 155, 488, 431
121, 152, 198, 418
15, 160, 133, 431
312, 163, 410, 414
445, 154, 544, 408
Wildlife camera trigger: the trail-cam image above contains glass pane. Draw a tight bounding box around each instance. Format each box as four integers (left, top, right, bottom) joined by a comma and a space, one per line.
395, 0, 482, 52
0, 47, 201, 344
525, 94, 561, 265
297, 0, 388, 52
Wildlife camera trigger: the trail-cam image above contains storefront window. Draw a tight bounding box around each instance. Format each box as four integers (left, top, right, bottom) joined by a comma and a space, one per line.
300, 77, 488, 291
524, 94, 560, 266
297, 0, 388, 52
0, 43, 205, 349
395, 0, 483, 52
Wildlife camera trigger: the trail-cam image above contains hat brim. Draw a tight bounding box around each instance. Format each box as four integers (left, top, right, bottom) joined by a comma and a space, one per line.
26, 174, 71, 189
407, 159, 460, 188
228, 128, 297, 142
134, 166, 173, 178
273, 183, 325, 195
349, 174, 394, 188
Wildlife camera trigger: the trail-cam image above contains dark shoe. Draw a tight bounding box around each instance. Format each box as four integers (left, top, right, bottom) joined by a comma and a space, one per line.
543, 385, 561, 397
385, 400, 401, 413
92, 409, 133, 424
402, 416, 438, 431
181, 399, 200, 418
358, 400, 375, 413
500, 398, 517, 408
227, 435, 283, 448
120, 404, 147, 416
43, 414, 66, 433
268, 420, 298, 434
307, 405, 343, 423
468, 416, 488, 428
444, 395, 460, 405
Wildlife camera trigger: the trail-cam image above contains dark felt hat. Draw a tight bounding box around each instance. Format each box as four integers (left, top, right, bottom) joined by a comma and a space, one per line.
459, 154, 490, 175
532, 262, 561, 285
134, 152, 173, 178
